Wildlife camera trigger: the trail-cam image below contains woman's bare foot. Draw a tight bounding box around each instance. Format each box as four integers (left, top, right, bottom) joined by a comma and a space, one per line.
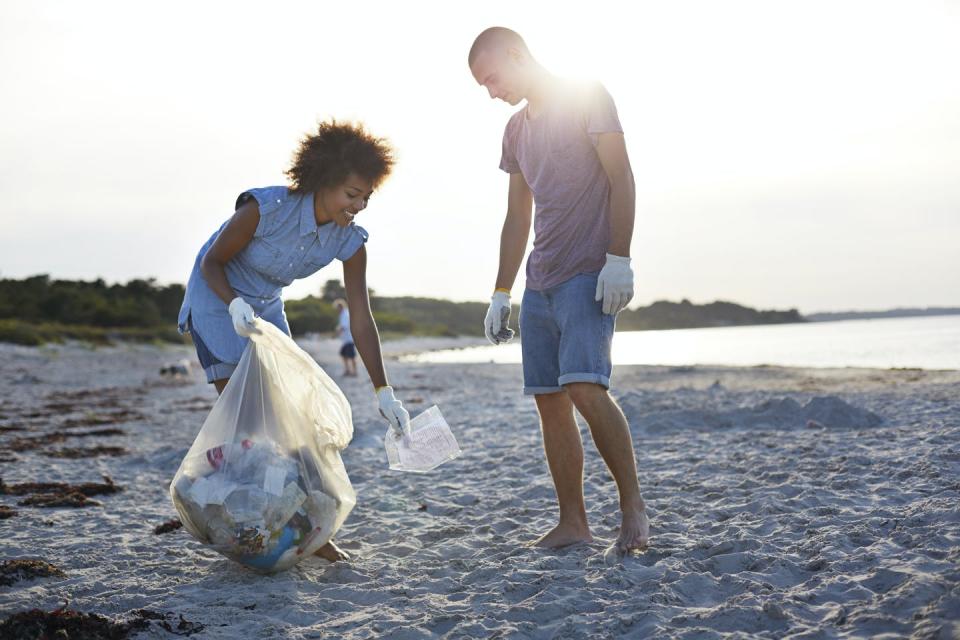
314, 540, 351, 562
532, 522, 593, 549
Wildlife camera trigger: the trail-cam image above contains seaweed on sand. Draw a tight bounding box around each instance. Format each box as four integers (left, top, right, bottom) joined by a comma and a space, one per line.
0, 559, 66, 587
1, 475, 121, 509
0, 602, 206, 638
18, 492, 102, 508
42, 446, 128, 459
154, 518, 183, 535
0, 602, 150, 639
0, 475, 121, 497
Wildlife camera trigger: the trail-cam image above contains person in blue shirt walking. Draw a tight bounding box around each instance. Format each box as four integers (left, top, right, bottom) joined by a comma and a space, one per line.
333, 298, 358, 377
178, 120, 410, 562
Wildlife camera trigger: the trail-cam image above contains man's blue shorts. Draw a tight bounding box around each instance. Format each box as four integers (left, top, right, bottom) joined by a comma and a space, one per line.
519, 272, 616, 395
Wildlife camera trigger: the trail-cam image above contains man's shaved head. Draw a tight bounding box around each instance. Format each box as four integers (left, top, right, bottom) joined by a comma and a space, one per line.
468, 26, 530, 68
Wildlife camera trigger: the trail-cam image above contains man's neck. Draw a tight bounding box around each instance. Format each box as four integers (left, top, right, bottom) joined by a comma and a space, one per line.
524, 70, 555, 120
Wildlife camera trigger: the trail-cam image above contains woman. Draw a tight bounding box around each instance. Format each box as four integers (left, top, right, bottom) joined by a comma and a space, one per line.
177, 120, 410, 562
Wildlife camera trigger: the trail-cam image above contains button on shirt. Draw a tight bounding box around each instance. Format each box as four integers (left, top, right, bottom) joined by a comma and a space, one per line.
177, 185, 368, 363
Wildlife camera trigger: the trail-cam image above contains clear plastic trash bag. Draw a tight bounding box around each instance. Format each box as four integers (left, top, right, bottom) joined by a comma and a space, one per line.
170, 318, 356, 573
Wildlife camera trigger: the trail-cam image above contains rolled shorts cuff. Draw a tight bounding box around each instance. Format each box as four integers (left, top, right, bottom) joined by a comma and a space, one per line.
204, 362, 237, 384
523, 384, 564, 396
558, 373, 610, 389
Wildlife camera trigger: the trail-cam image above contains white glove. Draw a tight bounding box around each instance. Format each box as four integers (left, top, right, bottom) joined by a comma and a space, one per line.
377, 386, 411, 437
595, 253, 634, 315
228, 297, 256, 337
484, 290, 515, 345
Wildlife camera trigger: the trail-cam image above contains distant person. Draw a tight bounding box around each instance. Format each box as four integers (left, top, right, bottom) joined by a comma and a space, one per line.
468, 27, 649, 553
177, 119, 411, 562
333, 298, 358, 377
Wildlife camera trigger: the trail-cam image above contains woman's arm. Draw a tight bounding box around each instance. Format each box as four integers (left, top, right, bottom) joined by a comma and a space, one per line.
199, 200, 261, 305
341, 245, 388, 389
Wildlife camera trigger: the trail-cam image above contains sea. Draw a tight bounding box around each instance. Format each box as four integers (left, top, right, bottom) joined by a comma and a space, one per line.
405, 315, 960, 370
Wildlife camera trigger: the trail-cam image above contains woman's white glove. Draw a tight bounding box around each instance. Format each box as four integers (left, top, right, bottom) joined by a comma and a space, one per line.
228, 297, 256, 337
484, 290, 515, 345
595, 253, 634, 315
377, 386, 411, 437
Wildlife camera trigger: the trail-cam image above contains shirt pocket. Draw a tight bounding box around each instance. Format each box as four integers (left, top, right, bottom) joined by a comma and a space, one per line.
242, 238, 285, 276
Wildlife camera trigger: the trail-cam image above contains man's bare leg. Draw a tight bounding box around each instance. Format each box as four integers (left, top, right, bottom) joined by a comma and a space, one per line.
532, 391, 593, 548
213, 377, 348, 562
565, 382, 649, 552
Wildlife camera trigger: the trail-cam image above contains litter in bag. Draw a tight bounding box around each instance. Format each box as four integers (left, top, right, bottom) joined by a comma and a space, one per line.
385, 405, 462, 473
170, 318, 355, 573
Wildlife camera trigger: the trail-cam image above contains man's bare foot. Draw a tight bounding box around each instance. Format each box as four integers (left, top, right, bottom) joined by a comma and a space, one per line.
532, 522, 593, 549
314, 540, 350, 562
616, 506, 650, 553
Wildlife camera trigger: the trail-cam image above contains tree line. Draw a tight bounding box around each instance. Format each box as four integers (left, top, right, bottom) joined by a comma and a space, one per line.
0, 275, 803, 346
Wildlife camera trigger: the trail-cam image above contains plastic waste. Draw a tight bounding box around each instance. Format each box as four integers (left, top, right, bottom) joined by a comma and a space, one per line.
170, 319, 356, 573
384, 405, 462, 473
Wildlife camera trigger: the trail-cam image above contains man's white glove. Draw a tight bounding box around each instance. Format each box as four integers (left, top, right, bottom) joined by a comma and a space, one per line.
228, 297, 256, 337
595, 253, 634, 315
377, 386, 411, 438
484, 290, 515, 345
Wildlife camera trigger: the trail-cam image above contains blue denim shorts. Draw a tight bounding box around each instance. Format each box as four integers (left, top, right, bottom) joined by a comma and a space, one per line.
519, 272, 616, 395
188, 317, 237, 383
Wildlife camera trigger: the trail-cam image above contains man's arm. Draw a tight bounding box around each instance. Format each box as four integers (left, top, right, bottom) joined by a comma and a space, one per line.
595, 132, 635, 257
494, 172, 534, 291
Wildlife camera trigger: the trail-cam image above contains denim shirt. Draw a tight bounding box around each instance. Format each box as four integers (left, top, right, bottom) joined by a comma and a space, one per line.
177, 185, 368, 363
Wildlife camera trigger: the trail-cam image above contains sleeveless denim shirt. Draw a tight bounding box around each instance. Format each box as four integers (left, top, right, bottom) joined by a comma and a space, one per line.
177, 186, 368, 363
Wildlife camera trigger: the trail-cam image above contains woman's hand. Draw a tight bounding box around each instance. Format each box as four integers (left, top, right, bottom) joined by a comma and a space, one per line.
228, 297, 256, 336
377, 386, 411, 437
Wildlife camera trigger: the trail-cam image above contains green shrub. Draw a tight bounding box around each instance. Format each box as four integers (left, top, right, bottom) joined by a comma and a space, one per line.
0, 320, 44, 346
372, 311, 415, 334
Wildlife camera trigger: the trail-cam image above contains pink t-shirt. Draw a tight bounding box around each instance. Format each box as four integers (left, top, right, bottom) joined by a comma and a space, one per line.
500, 80, 623, 291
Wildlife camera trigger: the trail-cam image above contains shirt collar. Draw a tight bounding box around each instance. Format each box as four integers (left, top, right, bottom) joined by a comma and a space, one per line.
299, 192, 319, 237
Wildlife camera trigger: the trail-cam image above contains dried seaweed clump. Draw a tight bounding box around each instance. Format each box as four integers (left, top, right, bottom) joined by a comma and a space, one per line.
0, 559, 66, 587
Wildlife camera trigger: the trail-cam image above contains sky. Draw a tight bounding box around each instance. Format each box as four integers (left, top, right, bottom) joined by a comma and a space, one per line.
1, 0, 958, 314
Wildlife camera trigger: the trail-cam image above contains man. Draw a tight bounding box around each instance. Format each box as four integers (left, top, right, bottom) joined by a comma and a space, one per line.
468, 27, 649, 553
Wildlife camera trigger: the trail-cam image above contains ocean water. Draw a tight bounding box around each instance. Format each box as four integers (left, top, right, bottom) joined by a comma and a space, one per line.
406, 315, 960, 370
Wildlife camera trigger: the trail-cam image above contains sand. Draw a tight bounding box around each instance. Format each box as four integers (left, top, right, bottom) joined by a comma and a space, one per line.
1, 336, 959, 639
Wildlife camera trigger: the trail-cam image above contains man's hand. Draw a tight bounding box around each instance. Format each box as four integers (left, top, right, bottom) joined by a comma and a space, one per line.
595, 253, 634, 315
377, 386, 411, 437
228, 297, 256, 336
484, 290, 515, 345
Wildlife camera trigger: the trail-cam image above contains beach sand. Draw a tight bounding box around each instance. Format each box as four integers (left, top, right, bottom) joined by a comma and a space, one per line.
1, 337, 959, 638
